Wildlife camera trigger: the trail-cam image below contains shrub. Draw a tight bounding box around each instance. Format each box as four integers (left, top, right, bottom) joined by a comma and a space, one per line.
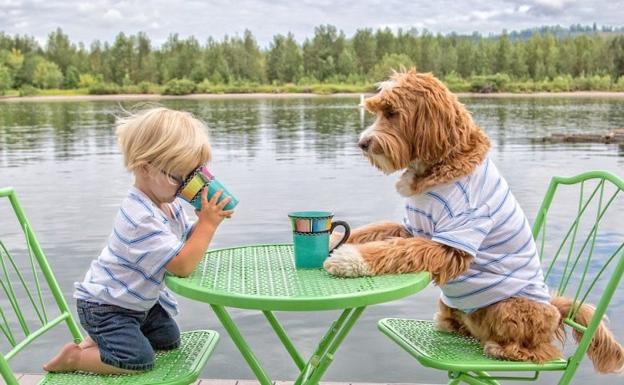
18, 84, 39, 96
134, 81, 158, 94
162, 78, 196, 95
550, 75, 573, 92
613, 76, 624, 92
78, 74, 99, 88
195, 79, 212, 93
88, 82, 120, 95
469, 73, 511, 93
443, 72, 472, 92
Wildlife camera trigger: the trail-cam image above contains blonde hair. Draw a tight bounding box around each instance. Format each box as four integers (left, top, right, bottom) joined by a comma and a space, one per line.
116, 107, 211, 178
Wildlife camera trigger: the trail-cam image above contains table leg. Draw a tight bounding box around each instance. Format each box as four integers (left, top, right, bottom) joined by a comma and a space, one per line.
295, 306, 366, 385
263, 310, 306, 370
211, 305, 365, 385
210, 304, 273, 385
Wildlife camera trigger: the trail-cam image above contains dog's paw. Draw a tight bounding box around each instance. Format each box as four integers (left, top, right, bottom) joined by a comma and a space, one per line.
483, 341, 507, 360
396, 169, 417, 197
324, 244, 371, 277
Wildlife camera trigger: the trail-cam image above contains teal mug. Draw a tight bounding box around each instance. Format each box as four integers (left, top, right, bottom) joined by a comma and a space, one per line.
288, 211, 350, 269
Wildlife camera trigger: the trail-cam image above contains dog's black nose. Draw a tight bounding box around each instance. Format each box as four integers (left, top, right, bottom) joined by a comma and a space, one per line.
358, 137, 372, 151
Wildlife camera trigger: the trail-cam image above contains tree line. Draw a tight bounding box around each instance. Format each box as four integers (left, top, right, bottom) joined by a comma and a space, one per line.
1, 25, 624, 95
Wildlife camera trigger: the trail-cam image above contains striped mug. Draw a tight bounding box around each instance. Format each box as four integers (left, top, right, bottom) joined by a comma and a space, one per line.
288, 211, 350, 268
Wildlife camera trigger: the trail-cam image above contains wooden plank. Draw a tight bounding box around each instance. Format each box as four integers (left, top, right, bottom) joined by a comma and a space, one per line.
1, 375, 438, 385
273, 381, 342, 385
198, 380, 239, 385
17, 374, 43, 385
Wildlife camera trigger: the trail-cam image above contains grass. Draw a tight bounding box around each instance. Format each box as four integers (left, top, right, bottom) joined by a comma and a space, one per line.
3, 75, 624, 98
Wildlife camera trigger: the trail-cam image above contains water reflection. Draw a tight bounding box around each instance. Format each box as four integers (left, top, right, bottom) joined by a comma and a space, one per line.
0, 96, 623, 384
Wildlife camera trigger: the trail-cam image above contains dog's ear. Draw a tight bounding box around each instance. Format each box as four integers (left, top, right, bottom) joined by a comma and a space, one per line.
364, 93, 394, 114
410, 73, 471, 162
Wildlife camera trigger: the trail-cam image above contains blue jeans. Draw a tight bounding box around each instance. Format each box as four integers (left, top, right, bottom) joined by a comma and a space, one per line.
76, 299, 180, 371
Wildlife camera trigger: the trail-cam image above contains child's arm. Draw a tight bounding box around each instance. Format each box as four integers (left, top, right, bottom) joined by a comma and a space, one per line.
166, 188, 233, 277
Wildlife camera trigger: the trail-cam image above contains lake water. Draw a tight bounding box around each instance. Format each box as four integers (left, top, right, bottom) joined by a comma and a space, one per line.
1, 96, 623, 384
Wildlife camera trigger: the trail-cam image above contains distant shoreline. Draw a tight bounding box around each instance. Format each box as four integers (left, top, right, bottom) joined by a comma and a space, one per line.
1, 91, 624, 103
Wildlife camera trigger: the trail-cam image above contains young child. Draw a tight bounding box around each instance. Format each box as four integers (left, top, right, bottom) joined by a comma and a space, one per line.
44, 107, 234, 374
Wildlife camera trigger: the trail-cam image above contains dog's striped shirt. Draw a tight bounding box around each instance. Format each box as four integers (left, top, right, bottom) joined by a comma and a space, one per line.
74, 186, 192, 316
403, 157, 550, 313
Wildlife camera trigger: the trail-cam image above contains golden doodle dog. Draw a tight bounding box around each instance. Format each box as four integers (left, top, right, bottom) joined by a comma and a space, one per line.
323, 69, 624, 372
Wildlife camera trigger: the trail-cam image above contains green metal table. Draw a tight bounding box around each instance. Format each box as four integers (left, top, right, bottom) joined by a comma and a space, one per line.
165, 244, 430, 385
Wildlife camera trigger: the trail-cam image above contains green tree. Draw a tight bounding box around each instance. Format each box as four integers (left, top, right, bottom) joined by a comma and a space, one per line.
526, 34, 544, 79
303, 25, 345, 81
45, 28, 75, 75
375, 28, 397, 62
418, 31, 437, 72
456, 38, 476, 77
510, 42, 529, 78
352, 29, 376, 74
204, 38, 231, 84
219, 31, 265, 83
135, 32, 156, 83
267, 33, 303, 83
0, 64, 12, 94
369, 53, 413, 81
494, 31, 512, 74
160, 34, 202, 82
64, 65, 80, 88
396, 29, 419, 65
336, 45, 358, 77
33, 59, 63, 88
541, 33, 558, 78
6, 48, 24, 72
438, 35, 458, 75
609, 36, 624, 79
107, 32, 135, 84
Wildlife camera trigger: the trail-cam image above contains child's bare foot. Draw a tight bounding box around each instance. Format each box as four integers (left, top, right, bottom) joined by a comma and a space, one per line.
43, 342, 81, 372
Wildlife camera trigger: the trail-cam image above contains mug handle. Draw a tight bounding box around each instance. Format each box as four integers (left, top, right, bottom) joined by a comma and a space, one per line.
329, 220, 351, 253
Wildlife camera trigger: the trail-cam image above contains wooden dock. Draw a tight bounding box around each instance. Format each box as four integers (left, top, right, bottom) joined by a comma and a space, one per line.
2, 374, 436, 385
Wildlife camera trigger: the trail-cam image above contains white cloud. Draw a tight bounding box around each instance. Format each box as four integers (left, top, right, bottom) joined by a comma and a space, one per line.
471, 10, 502, 20
0, 0, 620, 48
532, 0, 573, 10
102, 8, 123, 23
0, 0, 23, 8
78, 3, 96, 13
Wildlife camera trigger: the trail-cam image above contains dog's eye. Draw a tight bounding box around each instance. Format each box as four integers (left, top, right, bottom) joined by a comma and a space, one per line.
384, 109, 398, 119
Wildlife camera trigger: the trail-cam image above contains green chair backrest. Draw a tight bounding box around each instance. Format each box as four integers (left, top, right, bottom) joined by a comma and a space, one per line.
0, 187, 83, 385
532, 171, 624, 379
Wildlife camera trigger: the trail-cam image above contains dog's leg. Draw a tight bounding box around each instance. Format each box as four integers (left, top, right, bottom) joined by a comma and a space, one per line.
434, 300, 471, 336
324, 237, 472, 285
329, 221, 410, 249
466, 298, 562, 363
483, 340, 561, 363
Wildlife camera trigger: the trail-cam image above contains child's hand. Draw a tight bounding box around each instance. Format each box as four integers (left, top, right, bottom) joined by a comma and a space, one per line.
196, 188, 234, 227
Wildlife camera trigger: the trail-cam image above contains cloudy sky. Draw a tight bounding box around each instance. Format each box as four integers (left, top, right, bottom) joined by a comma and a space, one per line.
1, 0, 623, 47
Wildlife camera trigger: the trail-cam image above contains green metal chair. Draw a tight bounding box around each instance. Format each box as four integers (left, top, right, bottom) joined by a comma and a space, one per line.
0, 187, 219, 385
378, 170, 624, 385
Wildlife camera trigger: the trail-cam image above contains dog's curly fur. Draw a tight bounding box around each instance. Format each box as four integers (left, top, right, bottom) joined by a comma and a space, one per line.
324, 69, 624, 373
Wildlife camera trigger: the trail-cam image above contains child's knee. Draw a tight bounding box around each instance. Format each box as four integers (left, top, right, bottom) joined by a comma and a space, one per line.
144, 304, 181, 350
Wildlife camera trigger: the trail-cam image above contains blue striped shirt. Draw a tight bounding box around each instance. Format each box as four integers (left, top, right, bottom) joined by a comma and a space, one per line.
403, 157, 550, 312
74, 187, 193, 316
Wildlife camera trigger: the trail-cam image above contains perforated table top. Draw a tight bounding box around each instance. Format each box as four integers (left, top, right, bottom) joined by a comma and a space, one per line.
165, 244, 430, 311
